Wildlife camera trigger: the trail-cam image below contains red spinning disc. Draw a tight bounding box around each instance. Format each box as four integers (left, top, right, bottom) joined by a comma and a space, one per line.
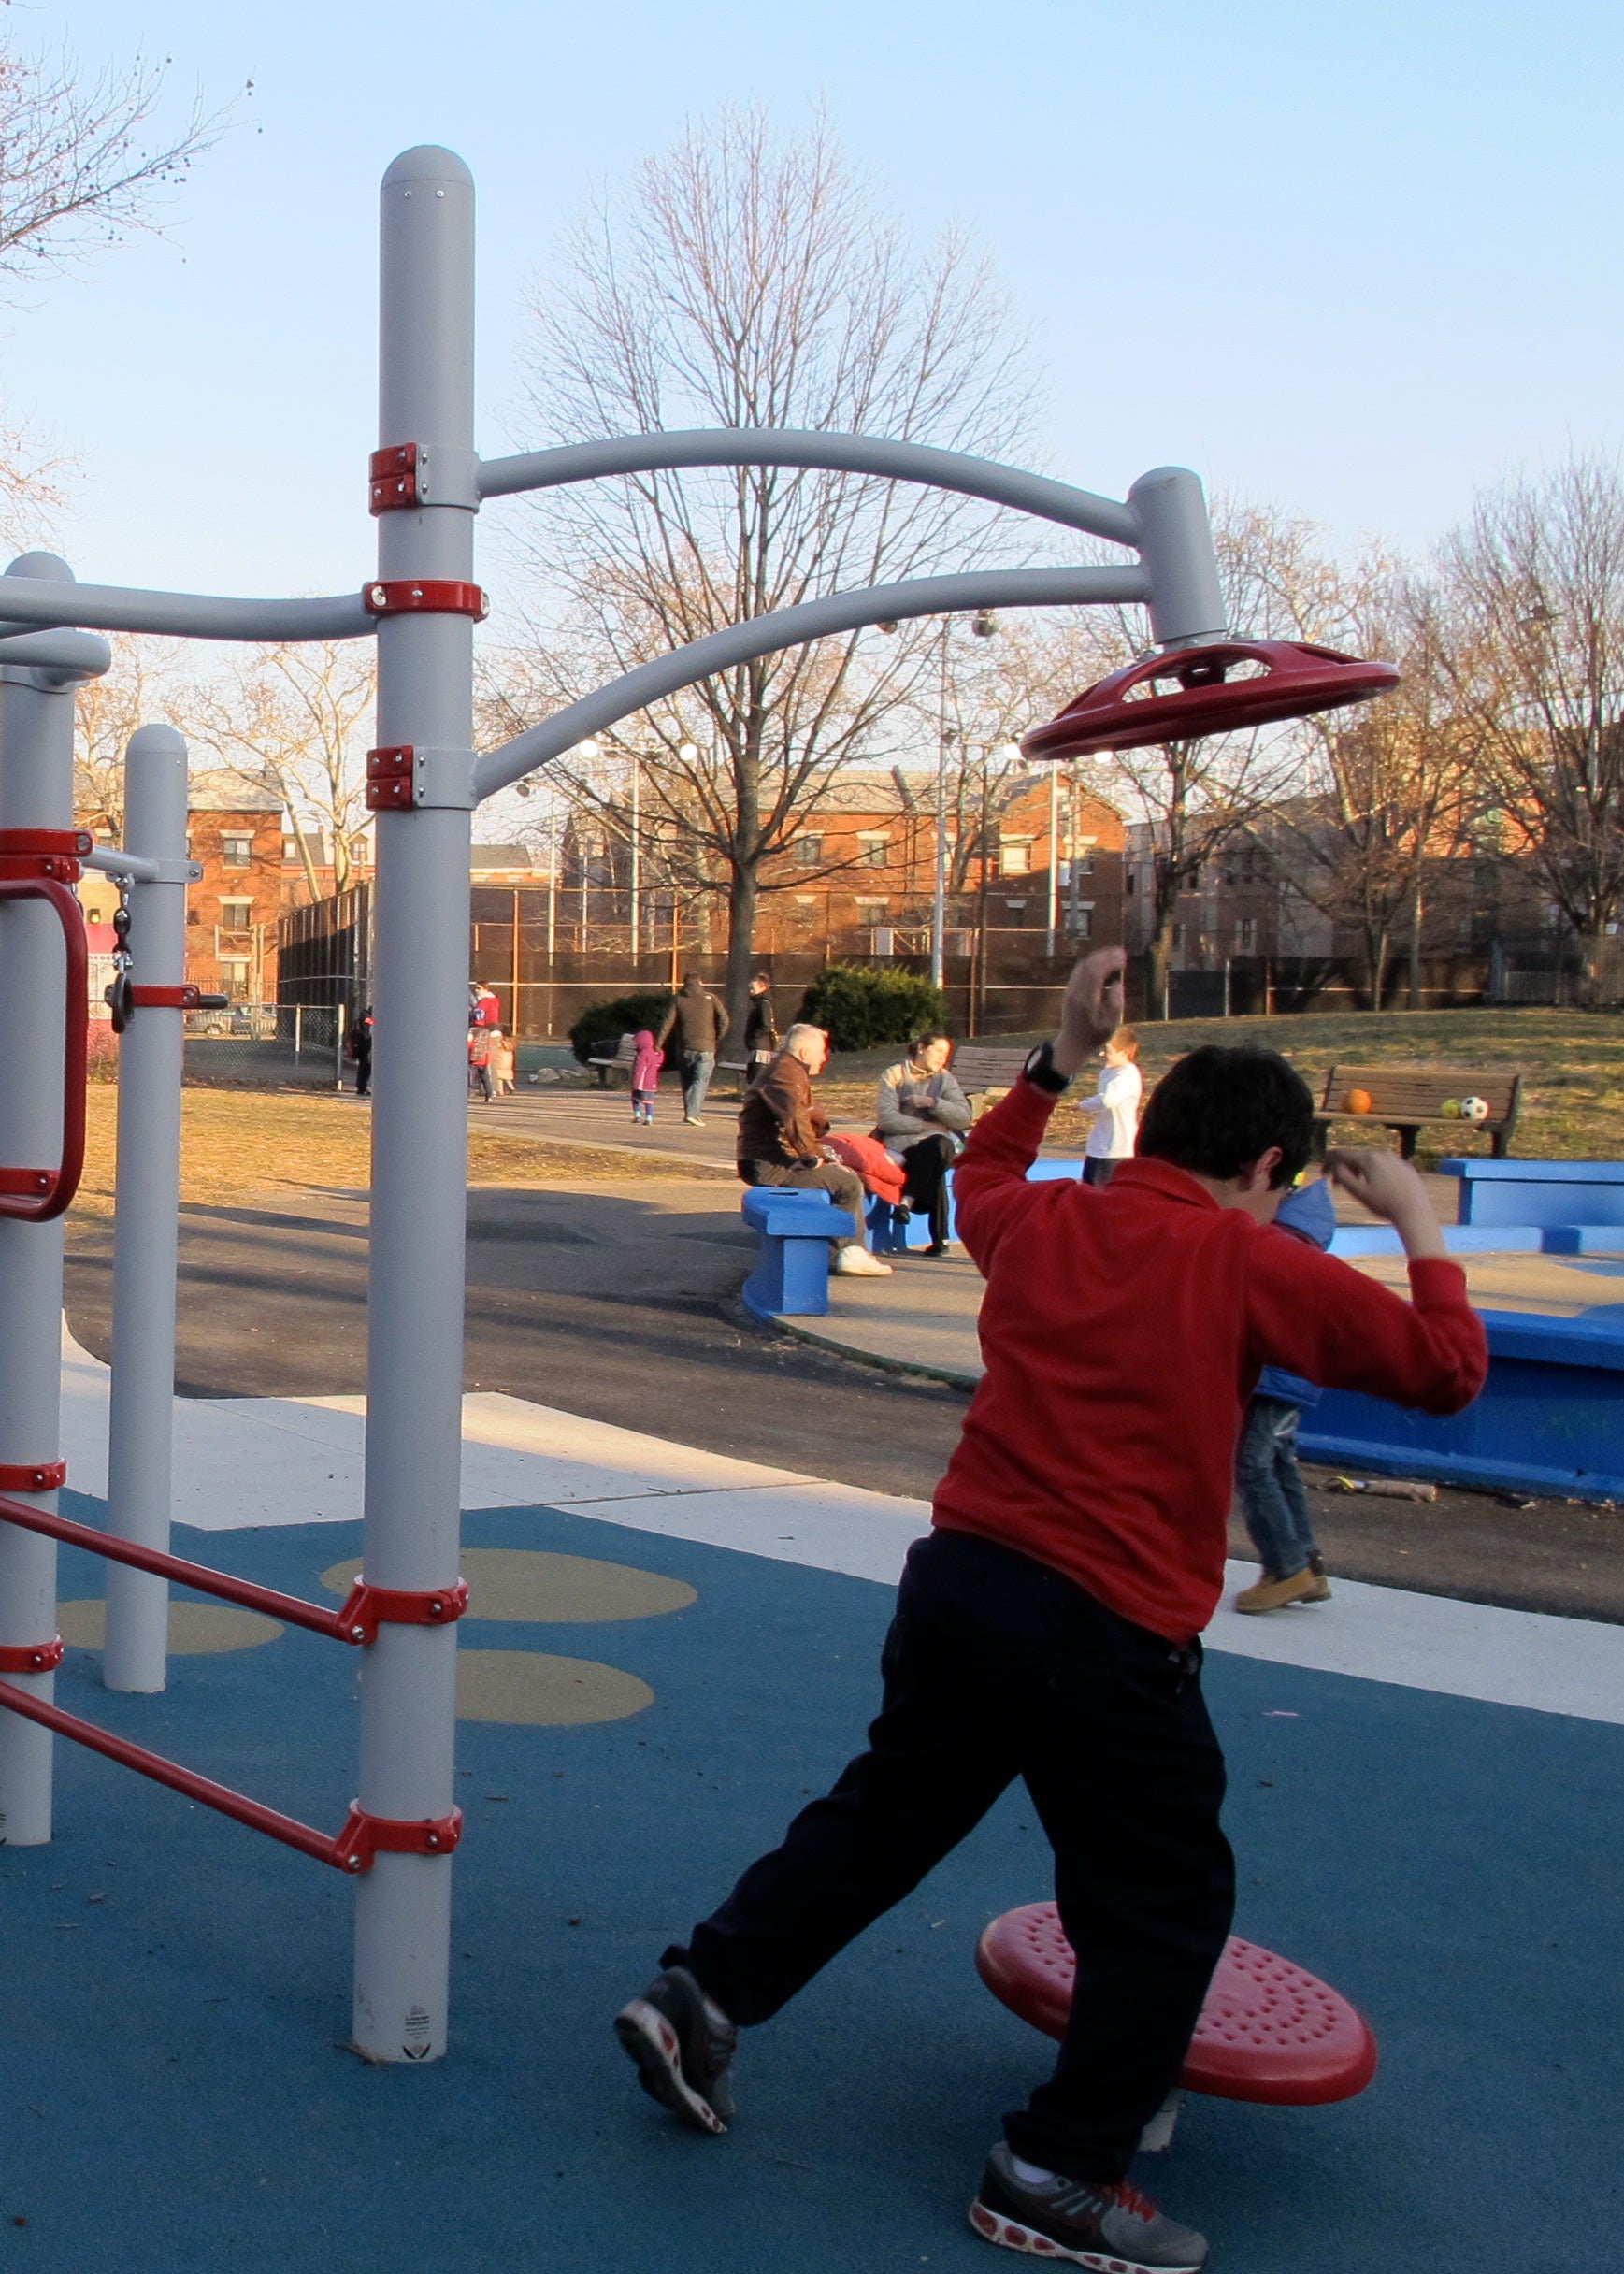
1021, 640, 1399, 760
975, 1902, 1378, 2106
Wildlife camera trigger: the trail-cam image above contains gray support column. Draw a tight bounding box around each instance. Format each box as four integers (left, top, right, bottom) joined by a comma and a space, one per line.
0, 555, 109, 1844
102, 727, 190, 1694
352, 144, 476, 2064
1128, 467, 1228, 650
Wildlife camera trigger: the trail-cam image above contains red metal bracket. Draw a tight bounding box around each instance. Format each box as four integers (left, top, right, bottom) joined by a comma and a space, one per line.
0, 828, 92, 885
331, 1802, 464, 1874
0, 871, 87, 1222
0, 1460, 65, 1492
369, 443, 420, 513
365, 744, 414, 813
362, 579, 487, 622
129, 984, 207, 1010
332, 1577, 469, 1647
0, 1636, 63, 1674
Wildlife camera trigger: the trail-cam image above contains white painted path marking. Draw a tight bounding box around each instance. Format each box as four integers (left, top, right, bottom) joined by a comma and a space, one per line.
56, 1325, 1624, 1727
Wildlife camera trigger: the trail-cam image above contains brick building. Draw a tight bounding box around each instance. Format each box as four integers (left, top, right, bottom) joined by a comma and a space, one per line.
184, 772, 284, 1001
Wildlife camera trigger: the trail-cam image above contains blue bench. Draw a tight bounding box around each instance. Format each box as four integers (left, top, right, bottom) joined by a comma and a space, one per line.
866, 1157, 1089, 1255
1301, 1308, 1624, 1503
740, 1188, 856, 1318
1441, 1157, 1624, 1229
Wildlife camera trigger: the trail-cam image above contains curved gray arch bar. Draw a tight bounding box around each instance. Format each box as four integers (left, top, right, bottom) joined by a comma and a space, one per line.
472, 561, 1146, 802
478, 427, 1141, 550
0, 577, 374, 642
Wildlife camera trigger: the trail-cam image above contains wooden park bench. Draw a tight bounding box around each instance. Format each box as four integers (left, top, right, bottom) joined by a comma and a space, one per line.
949, 1043, 1029, 1117
1312, 1063, 1522, 1160
585, 1031, 637, 1087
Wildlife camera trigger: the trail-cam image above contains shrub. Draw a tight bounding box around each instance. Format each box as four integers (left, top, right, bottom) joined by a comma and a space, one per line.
568, 991, 672, 1066
86, 1020, 120, 1084
796, 964, 948, 1052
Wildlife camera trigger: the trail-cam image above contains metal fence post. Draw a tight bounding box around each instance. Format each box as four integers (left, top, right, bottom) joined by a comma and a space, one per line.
103, 726, 190, 1694
352, 144, 476, 2064
0, 554, 110, 1841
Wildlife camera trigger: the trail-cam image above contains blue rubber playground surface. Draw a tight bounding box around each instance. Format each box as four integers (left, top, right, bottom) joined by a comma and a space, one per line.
2, 1490, 1619, 2273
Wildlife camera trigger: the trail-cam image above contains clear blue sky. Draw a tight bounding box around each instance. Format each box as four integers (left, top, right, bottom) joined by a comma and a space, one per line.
7, 0, 1620, 610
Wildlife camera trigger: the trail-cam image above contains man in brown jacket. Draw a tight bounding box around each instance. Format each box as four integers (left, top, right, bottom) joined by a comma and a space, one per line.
738, 1024, 891, 1278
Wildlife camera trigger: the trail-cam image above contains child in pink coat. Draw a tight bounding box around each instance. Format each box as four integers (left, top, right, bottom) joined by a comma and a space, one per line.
630, 1030, 664, 1125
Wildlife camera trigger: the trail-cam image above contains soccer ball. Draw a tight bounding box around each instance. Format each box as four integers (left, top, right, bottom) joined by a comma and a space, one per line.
1459, 1094, 1490, 1126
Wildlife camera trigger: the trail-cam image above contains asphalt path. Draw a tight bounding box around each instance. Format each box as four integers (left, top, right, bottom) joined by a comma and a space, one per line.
63, 1178, 1624, 1624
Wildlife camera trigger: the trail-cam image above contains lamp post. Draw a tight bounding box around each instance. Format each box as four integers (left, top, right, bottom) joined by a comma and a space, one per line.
930, 610, 997, 990
628, 753, 640, 963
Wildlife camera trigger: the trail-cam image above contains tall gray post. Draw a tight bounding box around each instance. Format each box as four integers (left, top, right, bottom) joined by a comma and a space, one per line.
103, 726, 191, 1693
352, 145, 477, 2063
0, 555, 109, 1843
1128, 468, 1228, 650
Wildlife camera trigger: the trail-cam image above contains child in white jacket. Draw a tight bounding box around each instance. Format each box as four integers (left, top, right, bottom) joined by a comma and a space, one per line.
1077, 1029, 1142, 1187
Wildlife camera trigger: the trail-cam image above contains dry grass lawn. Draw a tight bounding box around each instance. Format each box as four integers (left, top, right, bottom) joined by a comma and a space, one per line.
75, 1087, 722, 1216
823, 1008, 1624, 1162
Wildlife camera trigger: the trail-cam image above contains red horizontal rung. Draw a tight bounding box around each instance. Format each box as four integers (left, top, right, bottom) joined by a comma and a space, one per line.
0, 1677, 354, 1869
0, 1491, 356, 1642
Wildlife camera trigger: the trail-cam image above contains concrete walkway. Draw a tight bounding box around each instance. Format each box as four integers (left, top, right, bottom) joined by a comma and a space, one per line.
786, 1231, 1624, 1389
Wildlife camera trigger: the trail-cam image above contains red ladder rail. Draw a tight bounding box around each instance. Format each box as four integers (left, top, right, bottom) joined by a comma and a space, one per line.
0, 1492, 467, 1645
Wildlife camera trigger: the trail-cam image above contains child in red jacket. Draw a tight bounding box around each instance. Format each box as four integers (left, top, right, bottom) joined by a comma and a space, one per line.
614, 949, 1486, 2274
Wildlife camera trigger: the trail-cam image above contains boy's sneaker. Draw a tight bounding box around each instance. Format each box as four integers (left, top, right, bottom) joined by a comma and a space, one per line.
613, 1966, 737, 2135
970, 2144, 1206, 2270
1233, 1567, 1329, 1613
833, 1246, 892, 1276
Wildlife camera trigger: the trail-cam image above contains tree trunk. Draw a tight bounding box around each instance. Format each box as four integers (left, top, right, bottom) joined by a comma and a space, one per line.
1406, 877, 1423, 1011
1143, 924, 1173, 1021
724, 861, 759, 1048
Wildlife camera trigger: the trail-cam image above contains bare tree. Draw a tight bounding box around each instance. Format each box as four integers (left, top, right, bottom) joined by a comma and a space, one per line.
73, 635, 185, 842
0, 37, 228, 286
496, 104, 1035, 1032
184, 644, 374, 899
1439, 455, 1624, 992
1272, 577, 1474, 1007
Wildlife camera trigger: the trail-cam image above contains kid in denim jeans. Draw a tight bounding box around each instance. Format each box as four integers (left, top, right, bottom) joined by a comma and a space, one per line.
1232, 1174, 1337, 1613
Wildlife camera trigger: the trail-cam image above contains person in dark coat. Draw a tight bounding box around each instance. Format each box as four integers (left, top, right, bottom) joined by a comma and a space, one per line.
742, 975, 779, 1074
345, 1007, 373, 1099
656, 974, 730, 1125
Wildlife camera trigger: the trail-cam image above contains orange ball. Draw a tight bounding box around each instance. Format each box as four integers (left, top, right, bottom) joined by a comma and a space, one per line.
1343, 1087, 1372, 1115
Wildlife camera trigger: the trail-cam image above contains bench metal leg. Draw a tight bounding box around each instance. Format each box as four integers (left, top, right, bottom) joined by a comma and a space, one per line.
1398, 1126, 1418, 1160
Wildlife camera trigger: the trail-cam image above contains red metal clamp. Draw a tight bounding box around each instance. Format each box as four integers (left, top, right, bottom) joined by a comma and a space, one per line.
129, 984, 219, 1010
0, 869, 87, 1221
332, 1802, 464, 1874
333, 1576, 469, 1648
362, 579, 488, 622
365, 744, 414, 813
369, 444, 420, 513
0, 1636, 64, 1674
0, 828, 93, 885
0, 1461, 66, 1492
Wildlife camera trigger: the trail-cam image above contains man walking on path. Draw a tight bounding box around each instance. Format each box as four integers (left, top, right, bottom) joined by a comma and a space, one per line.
615, 946, 1486, 2272
742, 973, 779, 1074
656, 973, 730, 1125
736, 1022, 890, 1278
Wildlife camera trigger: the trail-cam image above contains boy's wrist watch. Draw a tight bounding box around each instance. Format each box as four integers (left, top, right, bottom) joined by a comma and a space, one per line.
1022, 1042, 1071, 1094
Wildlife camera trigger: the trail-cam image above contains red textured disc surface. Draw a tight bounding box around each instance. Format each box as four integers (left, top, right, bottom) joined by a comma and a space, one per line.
1021, 640, 1399, 759
975, 1902, 1377, 2106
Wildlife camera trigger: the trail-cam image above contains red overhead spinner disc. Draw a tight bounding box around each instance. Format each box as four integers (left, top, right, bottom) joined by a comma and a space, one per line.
1021, 640, 1400, 760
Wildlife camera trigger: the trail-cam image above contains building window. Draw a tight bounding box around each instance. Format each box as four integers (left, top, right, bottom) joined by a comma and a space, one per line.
999, 841, 1031, 876
222, 832, 253, 867
221, 959, 252, 1001
218, 898, 253, 932
855, 900, 887, 926
857, 834, 889, 869
1236, 917, 1257, 952
795, 834, 823, 867
1074, 904, 1093, 939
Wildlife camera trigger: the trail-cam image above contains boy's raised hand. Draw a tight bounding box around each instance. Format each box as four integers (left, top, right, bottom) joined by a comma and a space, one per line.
1325, 1147, 1447, 1259
1053, 947, 1127, 1078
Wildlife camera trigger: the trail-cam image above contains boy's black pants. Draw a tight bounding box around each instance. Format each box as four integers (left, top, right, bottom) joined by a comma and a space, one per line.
666, 1528, 1234, 2182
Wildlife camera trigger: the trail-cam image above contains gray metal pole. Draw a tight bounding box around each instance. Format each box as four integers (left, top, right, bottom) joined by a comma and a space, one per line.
930, 626, 948, 991
1128, 468, 1227, 650
0, 554, 109, 1842
352, 143, 476, 2065
102, 725, 190, 1694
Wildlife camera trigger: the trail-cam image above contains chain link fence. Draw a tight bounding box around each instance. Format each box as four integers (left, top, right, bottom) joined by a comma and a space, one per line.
180, 1002, 352, 1089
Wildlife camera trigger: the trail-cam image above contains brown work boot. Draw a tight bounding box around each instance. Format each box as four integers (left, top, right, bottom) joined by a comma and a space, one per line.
1232, 1567, 1329, 1614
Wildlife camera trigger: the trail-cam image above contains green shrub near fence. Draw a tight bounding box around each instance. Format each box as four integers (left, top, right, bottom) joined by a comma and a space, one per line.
796, 964, 948, 1051
568, 991, 673, 1065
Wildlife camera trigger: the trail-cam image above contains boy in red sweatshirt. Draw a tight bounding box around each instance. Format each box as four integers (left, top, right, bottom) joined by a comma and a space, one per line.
614, 949, 1486, 2273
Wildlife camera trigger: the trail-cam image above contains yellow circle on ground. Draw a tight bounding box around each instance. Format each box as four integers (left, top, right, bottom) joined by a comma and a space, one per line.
319, 1547, 696, 1624
57, 1601, 283, 1654
454, 1648, 654, 1725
